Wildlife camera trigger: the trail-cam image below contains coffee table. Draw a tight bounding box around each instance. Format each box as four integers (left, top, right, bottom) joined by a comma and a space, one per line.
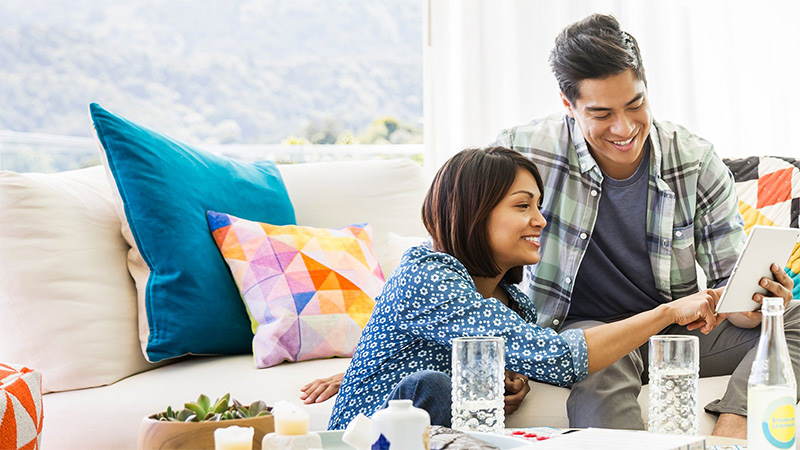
318, 429, 746, 449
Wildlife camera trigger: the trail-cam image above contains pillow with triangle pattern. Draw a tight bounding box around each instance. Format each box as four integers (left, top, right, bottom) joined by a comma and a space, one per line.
207, 211, 384, 368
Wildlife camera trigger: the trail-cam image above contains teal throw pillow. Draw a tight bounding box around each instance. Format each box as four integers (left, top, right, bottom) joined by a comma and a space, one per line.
90, 103, 296, 362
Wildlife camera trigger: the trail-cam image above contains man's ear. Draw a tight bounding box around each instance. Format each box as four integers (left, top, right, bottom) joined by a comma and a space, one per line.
560, 92, 575, 118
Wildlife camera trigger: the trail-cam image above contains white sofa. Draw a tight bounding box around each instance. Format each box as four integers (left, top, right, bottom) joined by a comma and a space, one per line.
0, 158, 729, 449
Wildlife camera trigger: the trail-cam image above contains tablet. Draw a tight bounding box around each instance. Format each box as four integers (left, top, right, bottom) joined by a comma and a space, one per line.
715, 226, 800, 313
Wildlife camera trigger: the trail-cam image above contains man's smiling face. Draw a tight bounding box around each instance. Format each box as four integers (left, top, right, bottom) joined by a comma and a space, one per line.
562, 69, 651, 179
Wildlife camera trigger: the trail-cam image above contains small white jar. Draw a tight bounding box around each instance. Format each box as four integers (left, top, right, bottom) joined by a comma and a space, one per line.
371, 400, 430, 450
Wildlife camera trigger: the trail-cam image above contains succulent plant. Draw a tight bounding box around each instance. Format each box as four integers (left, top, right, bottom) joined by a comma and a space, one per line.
151, 393, 272, 422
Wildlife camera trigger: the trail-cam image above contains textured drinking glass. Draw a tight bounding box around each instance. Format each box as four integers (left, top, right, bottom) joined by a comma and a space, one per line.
648, 335, 700, 435
451, 336, 505, 433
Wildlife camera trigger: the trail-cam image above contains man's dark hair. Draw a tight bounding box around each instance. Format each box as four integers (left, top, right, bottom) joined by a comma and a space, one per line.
550, 14, 646, 104
421, 147, 544, 284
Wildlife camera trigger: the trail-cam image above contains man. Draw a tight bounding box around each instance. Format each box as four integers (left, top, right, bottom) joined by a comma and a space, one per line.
494, 14, 797, 438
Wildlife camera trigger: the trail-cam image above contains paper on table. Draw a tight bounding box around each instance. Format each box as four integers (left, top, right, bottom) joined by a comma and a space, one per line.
530, 428, 705, 450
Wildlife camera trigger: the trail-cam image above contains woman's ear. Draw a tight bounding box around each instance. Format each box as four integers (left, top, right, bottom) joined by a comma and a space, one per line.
560, 92, 575, 118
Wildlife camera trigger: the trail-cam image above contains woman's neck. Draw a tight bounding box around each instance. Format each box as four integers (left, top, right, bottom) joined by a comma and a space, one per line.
471, 273, 507, 304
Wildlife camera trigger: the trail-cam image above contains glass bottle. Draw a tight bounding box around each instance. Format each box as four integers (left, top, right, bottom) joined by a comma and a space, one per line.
747, 297, 797, 450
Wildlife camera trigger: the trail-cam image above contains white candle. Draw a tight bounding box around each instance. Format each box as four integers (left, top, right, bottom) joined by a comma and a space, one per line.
273, 401, 310, 436
214, 425, 254, 450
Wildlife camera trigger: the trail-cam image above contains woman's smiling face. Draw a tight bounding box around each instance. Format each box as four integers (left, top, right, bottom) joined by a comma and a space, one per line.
486, 167, 547, 273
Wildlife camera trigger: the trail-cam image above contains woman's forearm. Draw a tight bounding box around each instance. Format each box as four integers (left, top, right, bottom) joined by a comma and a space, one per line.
583, 304, 674, 373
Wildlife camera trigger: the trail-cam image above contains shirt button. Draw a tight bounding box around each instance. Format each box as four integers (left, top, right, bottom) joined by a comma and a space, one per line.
565, 277, 572, 284
663, 239, 670, 247
675, 230, 683, 237
590, 190, 598, 197
580, 232, 588, 240
553, 319, 561, 326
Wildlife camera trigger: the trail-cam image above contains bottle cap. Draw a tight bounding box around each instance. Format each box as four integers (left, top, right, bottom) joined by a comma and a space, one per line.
387, 399, 412, 409
763, 297, 785, 315
342, 414, 378, 450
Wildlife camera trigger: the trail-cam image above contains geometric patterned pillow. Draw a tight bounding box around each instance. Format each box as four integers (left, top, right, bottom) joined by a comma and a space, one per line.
0, 364, 43, 450
724, 156, 800, 298
207, 211, 385, 369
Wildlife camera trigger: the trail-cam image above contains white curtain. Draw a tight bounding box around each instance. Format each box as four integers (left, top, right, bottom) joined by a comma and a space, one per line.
423, 0, 800, 170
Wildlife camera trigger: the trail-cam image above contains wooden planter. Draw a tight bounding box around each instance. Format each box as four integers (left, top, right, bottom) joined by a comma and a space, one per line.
138, 415, 274, 450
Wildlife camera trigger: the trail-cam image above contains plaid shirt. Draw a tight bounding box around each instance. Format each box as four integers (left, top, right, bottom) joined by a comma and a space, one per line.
496, 115, 745, 329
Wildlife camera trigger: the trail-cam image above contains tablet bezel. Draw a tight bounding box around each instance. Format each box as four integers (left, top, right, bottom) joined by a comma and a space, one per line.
714, 226, 800, 314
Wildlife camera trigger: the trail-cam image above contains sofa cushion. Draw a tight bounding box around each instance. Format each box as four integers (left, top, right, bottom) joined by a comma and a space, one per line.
208, 212, 383, 368
275, 159, 429, 277
91, 103, 297, 362
383, 233, 427, 277
0, 166, 152, 393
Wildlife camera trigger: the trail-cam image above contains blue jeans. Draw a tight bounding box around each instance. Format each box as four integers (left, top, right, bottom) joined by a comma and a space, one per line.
382, 370, 452, 427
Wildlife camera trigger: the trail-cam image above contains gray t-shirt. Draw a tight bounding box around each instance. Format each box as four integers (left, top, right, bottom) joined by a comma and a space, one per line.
567, 146, 664, 323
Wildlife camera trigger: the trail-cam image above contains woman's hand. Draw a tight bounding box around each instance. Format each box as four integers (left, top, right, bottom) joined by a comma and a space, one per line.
504, 370, 531, 415
667, 288, 722, 334
722, 263, 795, 329
300, 372, 344, 404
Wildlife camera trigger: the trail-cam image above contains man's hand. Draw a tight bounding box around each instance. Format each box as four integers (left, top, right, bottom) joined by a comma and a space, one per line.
504, 370, 531, 415
300, 372, 343, 404
722, 263, 795, 329
669, 288, 722, 334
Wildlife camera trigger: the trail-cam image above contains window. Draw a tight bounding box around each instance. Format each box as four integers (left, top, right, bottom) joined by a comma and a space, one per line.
0, 0, 423, 172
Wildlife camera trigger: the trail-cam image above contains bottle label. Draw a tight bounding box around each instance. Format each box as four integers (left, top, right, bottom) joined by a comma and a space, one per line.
372, 434, 390, 450
759, 396, 796, 449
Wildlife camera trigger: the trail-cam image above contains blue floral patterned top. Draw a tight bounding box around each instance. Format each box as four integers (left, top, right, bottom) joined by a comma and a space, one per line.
327, 245, 589, 430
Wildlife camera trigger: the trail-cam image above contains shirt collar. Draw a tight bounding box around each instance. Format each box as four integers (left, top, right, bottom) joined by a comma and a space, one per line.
566, 116, 598, 175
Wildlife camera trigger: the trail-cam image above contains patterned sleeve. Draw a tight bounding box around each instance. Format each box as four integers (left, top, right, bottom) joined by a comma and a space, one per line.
694, 147, 746, 288
391, 251, 589, 386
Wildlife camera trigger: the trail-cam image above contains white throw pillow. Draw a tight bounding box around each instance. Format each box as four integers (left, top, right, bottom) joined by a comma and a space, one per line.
383, 232, 428, 277
277, 159, 429, 278
0, 167, 152, 393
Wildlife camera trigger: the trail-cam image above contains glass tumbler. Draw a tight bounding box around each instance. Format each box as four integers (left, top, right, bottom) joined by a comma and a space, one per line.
451, 336, 505, 433
648, 335, 700, 435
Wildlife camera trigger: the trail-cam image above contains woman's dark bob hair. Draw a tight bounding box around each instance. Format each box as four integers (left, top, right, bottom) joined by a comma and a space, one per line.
422, 146, 545, 284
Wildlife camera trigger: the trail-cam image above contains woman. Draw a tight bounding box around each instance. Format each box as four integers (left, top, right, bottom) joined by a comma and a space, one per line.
323, 147, 720, 430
